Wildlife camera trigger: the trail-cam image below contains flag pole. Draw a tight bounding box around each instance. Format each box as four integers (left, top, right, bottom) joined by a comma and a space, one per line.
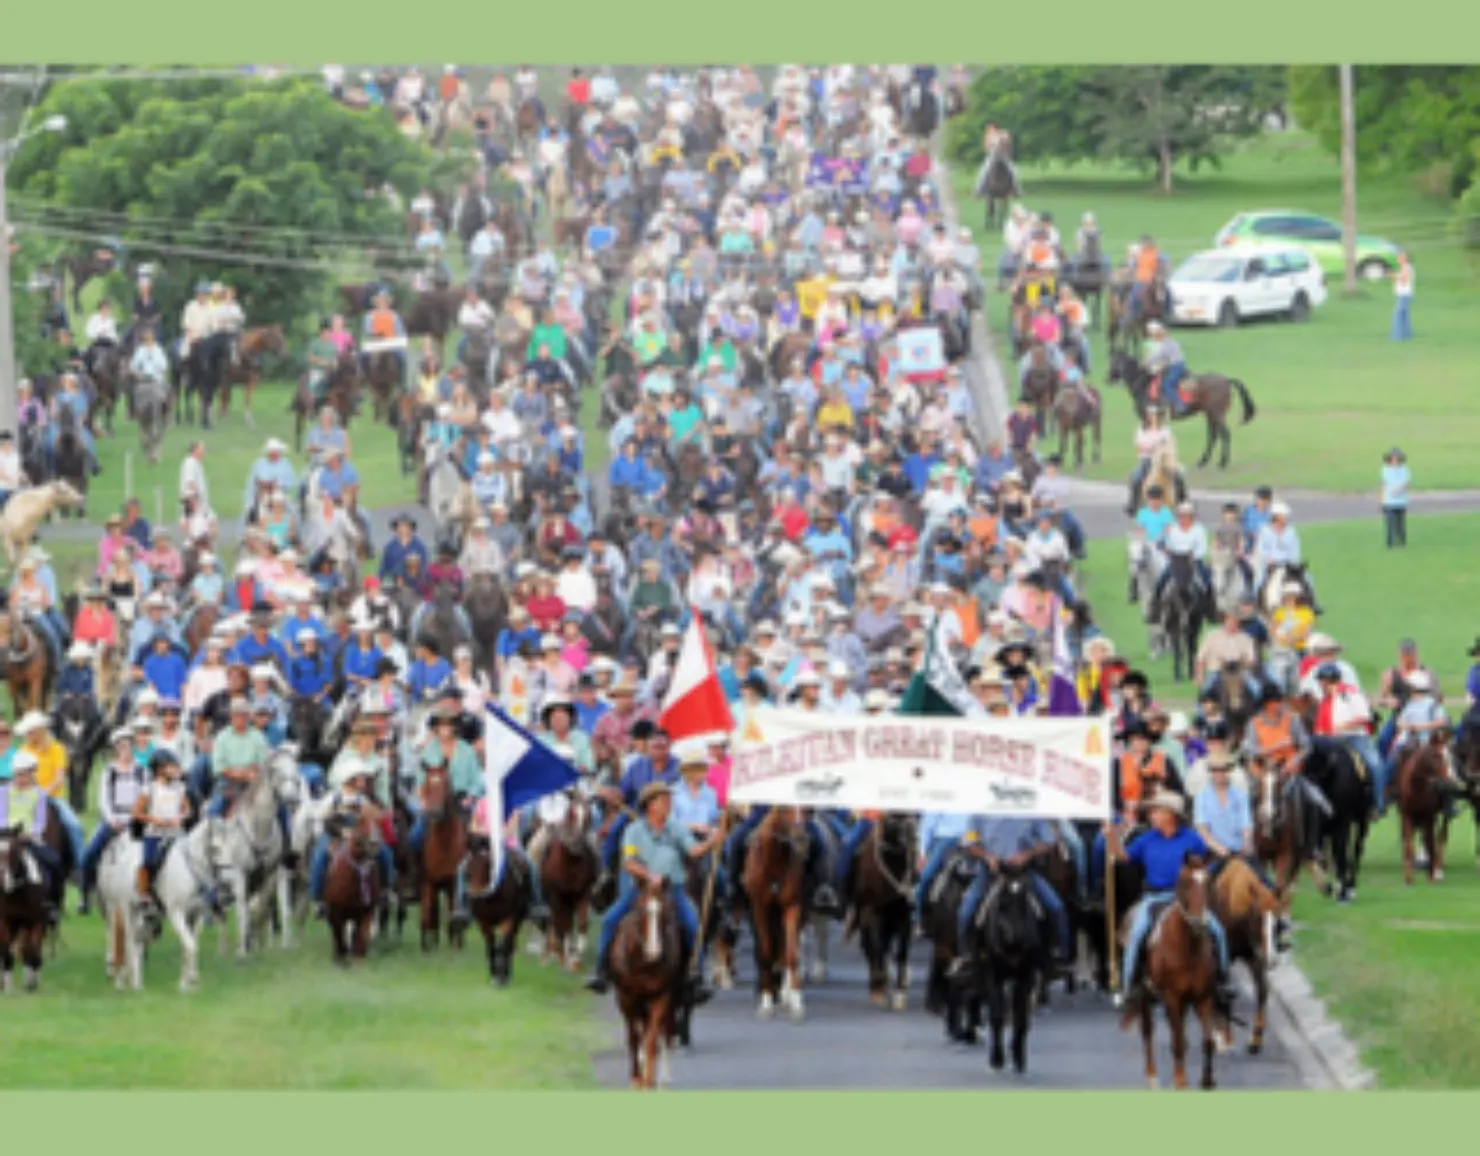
689, 810, 729, 982
1105, 825, 1120, 993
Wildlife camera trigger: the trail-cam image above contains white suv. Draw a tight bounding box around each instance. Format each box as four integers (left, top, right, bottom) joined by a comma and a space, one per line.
1167, 242, 1328, 328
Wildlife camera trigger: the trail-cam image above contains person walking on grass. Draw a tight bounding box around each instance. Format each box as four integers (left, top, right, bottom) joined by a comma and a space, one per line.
1380, 447, 1410, 549
1390, 251, 1414, 341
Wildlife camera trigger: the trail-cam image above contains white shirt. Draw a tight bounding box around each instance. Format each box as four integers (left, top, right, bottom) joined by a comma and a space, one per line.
0, 446, 23, 489
481, 407, 522, 446
457, 300, 494, 331
182, 301, 210, 343
1162, 521, 1208, 561
180, 455, 209, 508
85, 313, 119, 344
1395, 265, 1414, 298
556, 568, 597, 614
1026, 529, 1070, 567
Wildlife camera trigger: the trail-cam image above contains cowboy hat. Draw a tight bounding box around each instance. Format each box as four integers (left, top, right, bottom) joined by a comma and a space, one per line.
1140, 788, 1185, 817
15, 710, 51, 737
1121, 718, 1152, 742
263, 438, 288, 454
1281, 582, 1303, 598
10, 751, 38, 776
676, 740, 709, 770
1307, 633, 1340, 653
1406, 670, 1434, 693
637, 781, 673, 809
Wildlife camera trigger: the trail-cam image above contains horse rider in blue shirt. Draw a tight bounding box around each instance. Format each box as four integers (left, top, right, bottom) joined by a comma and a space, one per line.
947, 816, 1073, 979
1106, 788, 1236, 1020
229, 609, 290, 672
379, 516, 429, 584
279, 600, 329, 657
406, 640, 453, 705
914, 808, 973, 923
288, 631, 335, 702
584, 780, 719, 1003
595, 727, 681, 895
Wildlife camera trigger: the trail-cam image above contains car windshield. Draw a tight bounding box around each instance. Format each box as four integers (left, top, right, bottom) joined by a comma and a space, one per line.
1173, 255, 1242, 283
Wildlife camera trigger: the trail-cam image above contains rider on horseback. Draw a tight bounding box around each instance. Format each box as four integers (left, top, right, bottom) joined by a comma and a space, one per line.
1256, 502, 1323, 615
77, 727, 144, 915
1143, 322, 1190, 417
82, 298, 120, 379
1125, 408, 1176, 516
1148, 502, 1212, 623
1242, 684, 1332, 864
361, 289, 407, 383
0, 753, 62, 924
1128, 234, 1167, 321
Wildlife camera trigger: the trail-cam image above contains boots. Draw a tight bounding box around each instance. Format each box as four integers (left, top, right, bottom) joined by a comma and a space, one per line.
585, 948, 612, 994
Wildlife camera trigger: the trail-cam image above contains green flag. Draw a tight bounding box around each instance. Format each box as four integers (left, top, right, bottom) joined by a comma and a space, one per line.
898, 615, 982, 717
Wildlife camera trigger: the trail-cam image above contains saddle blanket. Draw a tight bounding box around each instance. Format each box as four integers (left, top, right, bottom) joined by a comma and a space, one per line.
362, 338, 409, 354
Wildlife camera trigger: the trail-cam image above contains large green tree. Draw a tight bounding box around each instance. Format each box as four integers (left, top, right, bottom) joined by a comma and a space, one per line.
7, 75, 471, 342
949, 66, 1285, 193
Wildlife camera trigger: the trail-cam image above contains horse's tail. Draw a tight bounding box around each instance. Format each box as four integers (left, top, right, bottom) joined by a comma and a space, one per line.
1230, 378, 1257, 425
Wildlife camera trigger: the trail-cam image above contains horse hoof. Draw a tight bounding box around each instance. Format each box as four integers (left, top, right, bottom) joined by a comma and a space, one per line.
891, 992, 908, 1013
869, 992, 888, 1009
757, 1000, 775, 1021
1147, 1078, 1159, 1091
1433, 870, 1445, 883
1247, 1041, 1263, 1056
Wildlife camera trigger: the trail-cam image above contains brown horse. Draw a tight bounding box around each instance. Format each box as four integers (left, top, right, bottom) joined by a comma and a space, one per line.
364, 352, 403, 424
610, 874, 683, 1090
0, 613, 54, 715
1394, 731, 1454, 885
324, 804, 384, 966
1052, 381, 1102, 469
1019, 352, 1058, 436
1123, 856, 1222, 1090
1110, 352, 1257, 471
534, 792, 599, 970
466, 835, 532, 986
1208, 857, 1283, 1055
406, 290, 463, 362
293, 353, 360, 451
184, 602, 220, 658
847, 813, 917, 1012
0, 824, 53, 991
1249, 760, 1325, 900
740, 807, 809, 1021
219, 326, 288, 422
417, 763, 468, 950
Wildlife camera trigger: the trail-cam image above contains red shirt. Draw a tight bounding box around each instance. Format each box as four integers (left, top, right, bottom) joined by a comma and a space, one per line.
526, 594, 567, 634
778, 503, 810, 542
73, 605, 118, 648
566, 78, 591, 105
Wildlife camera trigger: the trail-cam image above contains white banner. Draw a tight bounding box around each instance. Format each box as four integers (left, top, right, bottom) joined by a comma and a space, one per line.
728, 707, 1113, 820
362, 337, 409, 354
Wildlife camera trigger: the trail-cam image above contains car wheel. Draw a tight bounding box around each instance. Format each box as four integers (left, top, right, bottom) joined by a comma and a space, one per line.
1218, 300, 1239, 329
1288, 293, 1310, 323
1358, 258, 1391, 281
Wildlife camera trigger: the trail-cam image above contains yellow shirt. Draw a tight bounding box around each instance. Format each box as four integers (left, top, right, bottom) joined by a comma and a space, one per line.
815, 400, 855, 432
1271, 605, 1315, 651
796, 277, 830, 321
28, 738, 67, 799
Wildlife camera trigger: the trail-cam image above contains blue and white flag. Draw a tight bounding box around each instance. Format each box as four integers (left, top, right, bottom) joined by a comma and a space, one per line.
896, 326, 945, 381
483, 703, 582, 888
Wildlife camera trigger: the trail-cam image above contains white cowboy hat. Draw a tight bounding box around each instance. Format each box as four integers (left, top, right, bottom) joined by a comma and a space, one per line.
1307, 633, 1340, 653
827, 659, 850, 680
295, 628, 318, 644
1175, 501, 1195, 516
1141, 788, 1186, 817
1168, 711, 1190, 737
264, 438, 288, 454
1406, 670, 1434, 693
67, 642, 93, 661
10, 751, 38, 775
15, 711, 50, 736
1281, 582, 1303, 597
1270, 501, 1291, 519
792, 670, 822, 690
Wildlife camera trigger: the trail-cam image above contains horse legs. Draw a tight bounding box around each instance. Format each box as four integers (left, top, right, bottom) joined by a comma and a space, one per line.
891, 918, 911, 1012
1140, 1000, 1159, 1088
986, 978, 1007, 1071
750, 899, 776, 1015
862, 921, 886, 1008
1092, 411, 1103, 463
276, 866, 293, 949
626, 1014, 643, 1089
1401, 814, 1416, 886
170, 907, 200, 990
782, 903, 805, 1020
1197, 999, 1218, 1089
420, 872, 437, 951
1247, 957, 1268, 1055
1425, 819, 1444, 883
1168, 997, 1190, 1089
1196, 414, 1216, 469
1011, 973, 1032, 1074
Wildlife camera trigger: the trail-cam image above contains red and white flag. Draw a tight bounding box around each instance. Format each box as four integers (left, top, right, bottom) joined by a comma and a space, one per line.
659, 610, 736, 746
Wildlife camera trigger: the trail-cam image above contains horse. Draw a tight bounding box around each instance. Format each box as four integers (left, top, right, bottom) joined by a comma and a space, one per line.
920, 845, 984, 1041
1207, 857, 1283, 1055
218, 325, 288, 423
1209, 545, 1249, 619
610, 874, 683, 1090
213, 751, 295, 957
0, 825, 50, 993
1304, 739, 1371, 902
1110, 353, 1258, 470
1394, 731, 1455, 886
1214, 665, 1255, 750
406, 290, 463, 362
1155, 552, 1207, 683
1258, 563, 1316, 620
426, 449, 476, 553
847, 812, 916, 1012
962, 862, 1048, 1075
1138, 435, 1185, 511
740, 807, 809, 1021
182, 333, 231, 430
1052, 381, 1102, 469
95, 833, 148, 992
0, 611, 55, 716
464, 571, 508, 683
1019, 355, 1058, 437
325, 803, 385, 965
1065, 234, 1109, 329
1127, 533, 1168, 660
1250, 758, 1323, 900
0, 481, 84, 565
1123, 855, 1222, 1090
132, 371, 171, 466
417, 762, 468, 951
974, 139, 1019, 228
54, 691, 105, 814
363, 351, 404, 424
293, 355, 360, 451
465, 835, 533, 986
535, 790, 599, 971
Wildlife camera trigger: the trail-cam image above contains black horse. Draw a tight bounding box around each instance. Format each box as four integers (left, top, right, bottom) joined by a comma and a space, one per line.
1305, 739, 1371, 903
1155, 552, 1209, 683
183, 333, 230, 430
960, 862, 1048, 1075
53, 691, 106, 814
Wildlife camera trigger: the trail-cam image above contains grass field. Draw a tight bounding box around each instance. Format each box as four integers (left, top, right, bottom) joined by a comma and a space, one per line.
1077, 511, 1480, 705
953, 132, 1480, 493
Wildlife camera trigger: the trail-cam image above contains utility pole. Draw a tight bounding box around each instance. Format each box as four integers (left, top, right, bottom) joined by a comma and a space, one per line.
1339, 64, 1359, 296
0, 143, 16, 436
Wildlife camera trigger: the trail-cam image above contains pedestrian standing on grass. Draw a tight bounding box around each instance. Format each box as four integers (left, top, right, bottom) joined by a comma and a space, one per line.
1390, 251, 1414, 341
1380, 448, 1410, 549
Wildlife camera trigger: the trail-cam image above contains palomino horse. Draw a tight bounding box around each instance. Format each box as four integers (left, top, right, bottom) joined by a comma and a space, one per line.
1140, 437, 1184, 510
0, 612, 54, 715
0, 480, 84, 565
610, 874, 683, 1091
466, 835, 532, 986
0, 825, 50, 992
1208, 857, 1284, 1055
533, 790, 599, 970
1112, 353, 1259, 470
848, 813, 917, 1012
1394, 731, 1456, 886
1052, 381, 1102, 469
417, 762, 469, 951
1123, 856, 1223, 1090
741, 807, 809, 1021
325, 803, 385, 965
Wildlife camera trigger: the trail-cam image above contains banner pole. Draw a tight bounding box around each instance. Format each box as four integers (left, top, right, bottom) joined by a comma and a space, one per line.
1105, 822, 1119, 993
689, 810, 729, 981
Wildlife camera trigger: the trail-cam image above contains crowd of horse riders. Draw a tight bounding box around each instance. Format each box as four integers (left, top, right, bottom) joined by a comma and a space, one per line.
0, 61, 1475, 1089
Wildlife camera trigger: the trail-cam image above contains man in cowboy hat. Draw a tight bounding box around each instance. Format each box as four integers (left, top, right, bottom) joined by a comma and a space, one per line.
1142, 320, 1189, 416
206, 695, 292, 853
1106, 788, 1236, 1018
585, 779, 719, 1002
309, 729, 395, 919
379, 514, 428, 585
1254, 500, 1321, 614
1149, 500, 1212, 623
229, 606, 290, 673
1298, 633, 1359, 698
1191, 747, 1287, 929
0, 751, 63, 924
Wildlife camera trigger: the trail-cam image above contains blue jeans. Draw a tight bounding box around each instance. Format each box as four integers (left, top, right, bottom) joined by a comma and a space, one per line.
834, 818, 874, 889
1391, 296, 1413, 341
601, 812, 631, 868
957, 862, 1072, 960
1058, 508, 1087, 556
596, 873, 700, 966
187, 755, 213, 800
308, 833, 394, 901
300, 764, 327, 798
1057, 821, 1087, 894
81, 821, 123, 892
1338, 733, 1387, 813
915, 836, 959, 921
1124, 892, 1228, 992
51, 797, 86, 867
142, 834, 168, 872
724, 808, 831, 881
1161, 361, 1188, 410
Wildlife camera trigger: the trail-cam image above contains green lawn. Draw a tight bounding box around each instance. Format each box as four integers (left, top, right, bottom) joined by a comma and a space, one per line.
1078, 511, 1479, 706
953, 133, 1480, 493
0, 910, 600, 1087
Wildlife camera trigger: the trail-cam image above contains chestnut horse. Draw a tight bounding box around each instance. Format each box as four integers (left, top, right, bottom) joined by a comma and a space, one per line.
848, 812, 917, 1012
1249, 759, 1325, 899
1123, 855, 1222, 1090
324, 804, 384, 966
740, 807, 808, 1021
0, 612, 54, 715
1394, 731, 1455, 885
417, 763, 468, 951
218, 326, 288, 422
536, 791, 599, 970
1208, 857, 1283, 1055
610, 874, 683, 1090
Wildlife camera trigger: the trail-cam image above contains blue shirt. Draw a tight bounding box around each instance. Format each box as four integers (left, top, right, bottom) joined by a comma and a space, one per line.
921, 811, 972, 846
1136, 506, 1174, 543
341, 642, 383, 683
1192, 785, 1252, 853
229, 633, 289, 672
280, 614, 329, 654
618, 755, 680, 809
407, 657, 453, 703
318, 460, 361, 501
288, 652, 335, 698
1381, 464, 1411, 509
1126, 825, 1211, 892
379, 537, 429, 583
966, 817, 1057, 858
575, 699, 609, 736
670, 781, 720, 829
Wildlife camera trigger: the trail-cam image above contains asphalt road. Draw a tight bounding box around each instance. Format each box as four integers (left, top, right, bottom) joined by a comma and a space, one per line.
590, 930, 1310, 1090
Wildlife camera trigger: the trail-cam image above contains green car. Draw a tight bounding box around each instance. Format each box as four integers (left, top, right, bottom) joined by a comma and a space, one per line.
1213, 211, 1400, 281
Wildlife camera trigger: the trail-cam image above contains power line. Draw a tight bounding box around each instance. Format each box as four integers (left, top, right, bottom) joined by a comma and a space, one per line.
0, 67, 322, 86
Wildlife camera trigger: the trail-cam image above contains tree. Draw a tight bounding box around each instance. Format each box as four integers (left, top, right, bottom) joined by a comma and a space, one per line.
7, 76, 472, 342
948, 66, 1285, 193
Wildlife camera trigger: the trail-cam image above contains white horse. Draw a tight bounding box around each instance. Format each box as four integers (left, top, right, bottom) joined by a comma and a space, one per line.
214, 751, 298, 957
1209, 545, 1250, 618
96, 834, 147, 992
1127, 532, 1168, 658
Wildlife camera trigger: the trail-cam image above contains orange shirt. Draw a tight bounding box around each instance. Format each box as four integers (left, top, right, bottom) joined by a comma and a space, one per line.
370, 309, 397, 339
1118, 751, 1165, 808
1251, 710, 1296, 760
1136, 247, 1160, 283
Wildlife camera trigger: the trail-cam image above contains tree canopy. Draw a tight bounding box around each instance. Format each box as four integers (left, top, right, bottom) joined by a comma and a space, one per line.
948, 66, 1286, 193
8, 75, 471, 340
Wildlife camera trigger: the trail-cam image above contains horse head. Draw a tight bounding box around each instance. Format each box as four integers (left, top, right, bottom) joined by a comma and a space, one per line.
49, 479, 86, 511
982, 861, 1040, 961
1175, 854, 1211, 933
421, 760, 454, 823
637, 874, 674, 963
